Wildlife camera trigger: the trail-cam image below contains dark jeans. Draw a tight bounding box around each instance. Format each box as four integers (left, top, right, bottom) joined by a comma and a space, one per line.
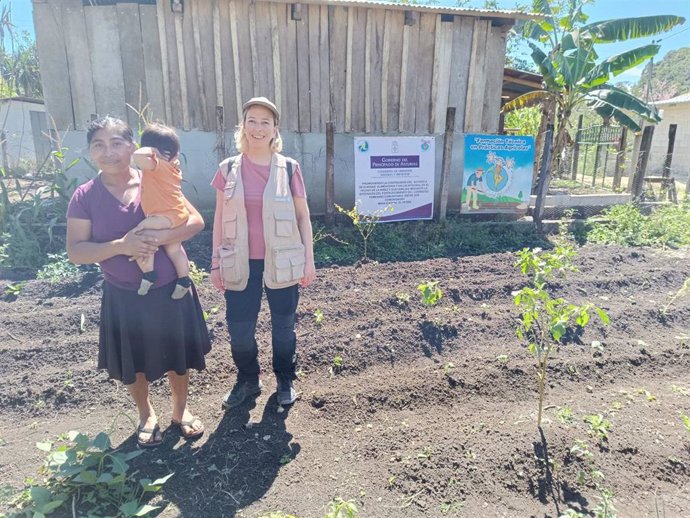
224, 259, 299, 382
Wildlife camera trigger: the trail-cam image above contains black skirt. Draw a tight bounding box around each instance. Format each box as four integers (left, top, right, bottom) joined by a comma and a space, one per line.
99, 280, 211, 384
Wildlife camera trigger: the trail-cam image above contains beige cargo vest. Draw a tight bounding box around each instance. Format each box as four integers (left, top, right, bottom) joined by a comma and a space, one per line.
217, 153, 305, 291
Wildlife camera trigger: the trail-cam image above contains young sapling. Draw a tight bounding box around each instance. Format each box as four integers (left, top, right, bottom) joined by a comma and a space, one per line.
513, 245, 609, 428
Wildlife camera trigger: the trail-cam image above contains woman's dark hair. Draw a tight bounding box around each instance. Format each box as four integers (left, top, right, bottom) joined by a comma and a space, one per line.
86, 116, 134, 145
140, 123, 180, 160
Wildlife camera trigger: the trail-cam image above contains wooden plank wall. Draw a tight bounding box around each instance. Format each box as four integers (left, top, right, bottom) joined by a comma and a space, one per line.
36, 0, 510, 136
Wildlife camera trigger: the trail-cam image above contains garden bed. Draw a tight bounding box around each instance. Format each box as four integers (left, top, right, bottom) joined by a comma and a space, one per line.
1, 243, 689, 517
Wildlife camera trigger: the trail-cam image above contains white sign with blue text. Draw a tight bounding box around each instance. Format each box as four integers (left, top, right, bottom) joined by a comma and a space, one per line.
353, 136, 435, 222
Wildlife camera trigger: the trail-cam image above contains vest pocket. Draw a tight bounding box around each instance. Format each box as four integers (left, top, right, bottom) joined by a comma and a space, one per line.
223, 209, 238, 239
218, 245, 241, 283
272, 244, 305, 283
274, 210, 294, 237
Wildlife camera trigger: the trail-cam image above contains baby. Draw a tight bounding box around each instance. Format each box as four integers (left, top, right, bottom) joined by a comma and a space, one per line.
132, 123, 191, 299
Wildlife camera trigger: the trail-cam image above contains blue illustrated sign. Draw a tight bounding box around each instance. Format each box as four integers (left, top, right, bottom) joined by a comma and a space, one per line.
461, 134, 535, 214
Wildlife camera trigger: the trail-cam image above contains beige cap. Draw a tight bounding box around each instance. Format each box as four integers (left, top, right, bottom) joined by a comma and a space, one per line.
242, 96, 280, 123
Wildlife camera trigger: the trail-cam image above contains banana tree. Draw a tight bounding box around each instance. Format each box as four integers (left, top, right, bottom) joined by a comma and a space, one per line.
502, 0, 685, 176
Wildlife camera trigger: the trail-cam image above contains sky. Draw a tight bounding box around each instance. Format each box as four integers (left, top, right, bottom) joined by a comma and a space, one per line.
6, 0, 689, 84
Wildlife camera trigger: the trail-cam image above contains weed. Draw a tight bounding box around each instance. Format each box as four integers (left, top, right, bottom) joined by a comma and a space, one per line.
671, 385, 690, 396
679, 412, 690, 436
556, 406, 575, 424
324, 497, 358, 518
188, 260, 207, 286
610, 401, 623, 411
4, 281, 26, 296
417, 280, 442, 306
63, 371, 75, 389
584, 414, 612, 441
593, 488, 618, 518
329, 355, 343, 376
442, 362, 455, 376
661, 277, 690, 316
440, 498, 464, 514
36, 252, 81, 282
395, 292, 410, 307
417, 446, 433, 460
636, 388, 657, 402
334, 202, 392, 261
0, 126, 80, 268
588, 202, 690, 248
279, 454, 292, 465
6, 431, 171, 517
314, 309, 325, 326
513, 246, 609, 427
496, 354, 510, 365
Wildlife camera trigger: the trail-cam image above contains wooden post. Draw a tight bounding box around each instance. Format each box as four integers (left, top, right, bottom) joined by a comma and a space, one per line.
570, 114, 583, 180
533, 125, 554, 231
325, 121, 335, 225
215, 106, 226, 164
613, 127, 627, 190
0, 131, 9, 172
662, 124, 677, 178
436, 107, 456, 222
631, 125, 654, 200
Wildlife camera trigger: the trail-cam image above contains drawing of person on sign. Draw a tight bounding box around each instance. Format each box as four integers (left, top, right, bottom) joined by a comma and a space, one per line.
465, 166, 484, 210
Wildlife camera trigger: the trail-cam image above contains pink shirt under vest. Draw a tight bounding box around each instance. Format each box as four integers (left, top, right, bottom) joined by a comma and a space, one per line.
211, 154, 306, 259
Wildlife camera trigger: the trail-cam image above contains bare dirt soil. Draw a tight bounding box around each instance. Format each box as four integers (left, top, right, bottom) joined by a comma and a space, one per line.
1, 241, 690, 518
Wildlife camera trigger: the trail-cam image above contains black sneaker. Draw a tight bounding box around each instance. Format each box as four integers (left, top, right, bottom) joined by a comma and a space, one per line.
222, 379, 262, 410
276, 376, 297, 406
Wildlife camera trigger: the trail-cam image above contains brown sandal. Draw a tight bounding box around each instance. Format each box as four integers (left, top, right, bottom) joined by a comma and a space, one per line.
170, 417, 204, 440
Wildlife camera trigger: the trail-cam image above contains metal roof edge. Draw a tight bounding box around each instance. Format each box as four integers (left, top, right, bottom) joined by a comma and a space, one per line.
270, 0, 543, 21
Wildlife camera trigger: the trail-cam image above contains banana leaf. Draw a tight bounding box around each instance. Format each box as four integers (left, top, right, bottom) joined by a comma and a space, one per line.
501, 90, 554, 113
581, 15, 685, 43
581, 44, 660, 88
591, 102, 641, 132
588, 85, 660, 122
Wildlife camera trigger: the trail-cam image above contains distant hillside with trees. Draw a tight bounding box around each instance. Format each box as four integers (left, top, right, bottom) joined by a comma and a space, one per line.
634, 47, 690, 101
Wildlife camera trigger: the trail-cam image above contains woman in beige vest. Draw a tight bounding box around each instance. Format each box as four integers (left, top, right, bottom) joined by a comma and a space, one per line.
210, 97, 316, 408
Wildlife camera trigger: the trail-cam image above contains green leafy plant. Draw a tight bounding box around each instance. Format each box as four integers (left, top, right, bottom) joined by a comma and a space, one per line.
556, 406, 575, 424
188, 260, 207, 286
324, 497, 358, 518
329, 355, 343, 376
661, 277, 690, 316
4, 281, 26, 296
395, 292, 410, 307
7, 431, 172, 517
496, 354, 510, 365
334, 202, 392, 261
587, 202, 690, 248
584, 414, 613, 441
513, 245, 609, 427
417, 281, 442, 307
0, 125, 80, 268
314, 309, 325, 326
36, 252, 81, 282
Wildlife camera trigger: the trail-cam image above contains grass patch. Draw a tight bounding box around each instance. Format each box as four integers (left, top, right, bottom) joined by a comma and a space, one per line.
586, 202, 690, 248
314, 217, 548, 267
